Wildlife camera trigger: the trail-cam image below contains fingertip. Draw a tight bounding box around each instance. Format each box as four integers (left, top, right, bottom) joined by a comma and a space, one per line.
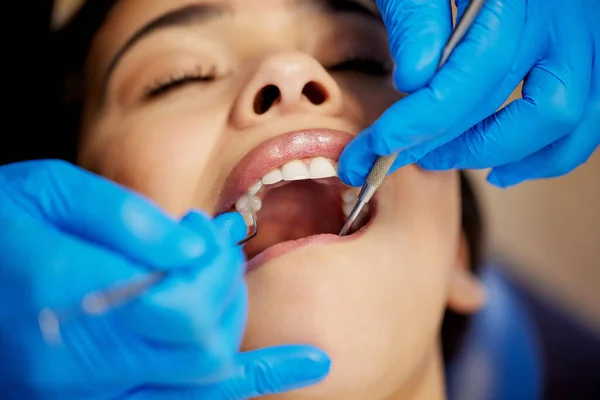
486, 171, 518, 188
380, 0, 451, 92
264, 345, 331, 391
212, 212, 247, 245
486, 171, 501, 186
338, 133, 375, 186
337, 163, 366, 187
298, 346, 331, 370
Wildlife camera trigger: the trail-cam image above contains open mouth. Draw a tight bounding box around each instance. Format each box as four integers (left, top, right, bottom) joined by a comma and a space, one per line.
218, 129, 376, 271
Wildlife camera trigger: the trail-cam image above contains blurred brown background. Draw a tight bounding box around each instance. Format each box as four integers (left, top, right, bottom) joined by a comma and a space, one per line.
468, 85, 600, 336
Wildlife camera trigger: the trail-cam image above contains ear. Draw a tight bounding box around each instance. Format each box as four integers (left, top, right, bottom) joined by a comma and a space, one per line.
447, 232, 487, 314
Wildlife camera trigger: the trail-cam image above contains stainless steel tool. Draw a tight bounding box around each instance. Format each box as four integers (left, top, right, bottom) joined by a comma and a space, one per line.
339, 0, 486, 236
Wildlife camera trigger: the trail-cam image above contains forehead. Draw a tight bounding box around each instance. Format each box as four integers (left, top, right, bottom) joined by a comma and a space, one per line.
93, 1, 378, 52
89, 0, 378, 81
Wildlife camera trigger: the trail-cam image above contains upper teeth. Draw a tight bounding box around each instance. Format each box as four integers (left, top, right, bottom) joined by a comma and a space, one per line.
260, 156, 338, 186
234, 157, 367, 227
235, 157, 346, 226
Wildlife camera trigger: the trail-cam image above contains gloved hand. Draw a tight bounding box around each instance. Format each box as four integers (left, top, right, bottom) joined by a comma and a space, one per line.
0, 160, 329, 399
339, 0, 600, 188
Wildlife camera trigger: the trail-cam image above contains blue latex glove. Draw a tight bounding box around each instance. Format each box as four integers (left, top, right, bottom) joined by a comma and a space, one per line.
339, 0, 600, 188
0, 160, 329, 399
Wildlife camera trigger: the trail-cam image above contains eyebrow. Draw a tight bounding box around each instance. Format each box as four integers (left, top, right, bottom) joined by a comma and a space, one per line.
102, 3, 229, 88
102, 0, 382, 89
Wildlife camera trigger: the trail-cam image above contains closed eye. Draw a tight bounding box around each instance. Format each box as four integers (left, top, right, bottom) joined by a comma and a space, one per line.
145, 66, 217, 98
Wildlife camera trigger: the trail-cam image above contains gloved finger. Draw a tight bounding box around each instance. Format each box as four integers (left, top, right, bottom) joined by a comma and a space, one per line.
487, 98, 600, 187
182, 211, 247, 246
123, 345, 329, 399
208, 276, 248, 357
150, 281, 248, 385
376, 0, 451, 92
340, 0, 527, 184
486, 28, 599, 189
417, 9, 593, 170
120, 387, 198, 400
370, 0, 526, 152
338, 127, 380, 186
123, 240, 245, 346
215, 345, 331, 400
0, 218, 144, 313
2, 160, 211, 269
179, 213, 248, 317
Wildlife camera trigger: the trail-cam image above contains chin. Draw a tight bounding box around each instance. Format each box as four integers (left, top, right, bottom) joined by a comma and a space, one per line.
240, 236, 417, 400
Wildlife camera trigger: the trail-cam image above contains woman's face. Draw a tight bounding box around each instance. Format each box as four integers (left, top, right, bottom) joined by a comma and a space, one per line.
79, 1, 483, 398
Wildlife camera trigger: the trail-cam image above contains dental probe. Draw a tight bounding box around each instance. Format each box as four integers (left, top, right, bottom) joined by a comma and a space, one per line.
339, 0, 485, 237
39, 210, 259, 344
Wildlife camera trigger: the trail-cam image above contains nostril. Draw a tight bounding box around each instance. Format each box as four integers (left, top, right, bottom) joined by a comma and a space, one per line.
302, 81, 327, 105
254, 85, 281, 115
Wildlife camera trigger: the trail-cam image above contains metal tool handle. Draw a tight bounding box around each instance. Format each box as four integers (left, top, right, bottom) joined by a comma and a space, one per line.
362, 152, 398, 203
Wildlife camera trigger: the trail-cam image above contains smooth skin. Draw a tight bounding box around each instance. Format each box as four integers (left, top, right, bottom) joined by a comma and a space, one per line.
340, 0, 600, 188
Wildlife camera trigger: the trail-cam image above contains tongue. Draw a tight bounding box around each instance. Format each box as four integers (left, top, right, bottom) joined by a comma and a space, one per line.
242, 180, 344, 259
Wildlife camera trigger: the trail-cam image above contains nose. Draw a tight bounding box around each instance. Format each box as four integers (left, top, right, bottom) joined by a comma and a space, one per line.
230, 52, 343, 129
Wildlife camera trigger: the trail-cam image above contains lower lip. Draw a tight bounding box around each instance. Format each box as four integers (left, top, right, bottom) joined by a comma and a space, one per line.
244, 209, 374, 274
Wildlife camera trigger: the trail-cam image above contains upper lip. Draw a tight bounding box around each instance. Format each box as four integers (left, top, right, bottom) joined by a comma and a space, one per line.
216, 129, 354, 213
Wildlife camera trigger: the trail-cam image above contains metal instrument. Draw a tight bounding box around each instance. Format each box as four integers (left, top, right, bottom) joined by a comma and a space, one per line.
339, 0, 486, 236
39, 210, 258, 343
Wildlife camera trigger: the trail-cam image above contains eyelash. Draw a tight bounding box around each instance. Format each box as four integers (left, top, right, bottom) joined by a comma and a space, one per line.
144, 57, 391, 98
145, 66, 217, 98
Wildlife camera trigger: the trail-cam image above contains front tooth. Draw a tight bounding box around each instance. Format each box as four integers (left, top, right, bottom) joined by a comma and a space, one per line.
248, 180, 262, 195
282, 160, 310, 181
262, 169, 283, 185
309, 157, 337, 179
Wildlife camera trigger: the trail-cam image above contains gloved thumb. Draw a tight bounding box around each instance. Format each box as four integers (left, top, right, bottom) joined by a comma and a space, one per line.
181, 211, 247, 246
219, 345, 331, 400
124, 346, 329, 400
376, 0, 452, 92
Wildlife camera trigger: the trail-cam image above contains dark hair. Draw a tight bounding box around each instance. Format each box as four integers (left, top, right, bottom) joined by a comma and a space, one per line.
443, 172, 484, 361
52, 0, 484, 363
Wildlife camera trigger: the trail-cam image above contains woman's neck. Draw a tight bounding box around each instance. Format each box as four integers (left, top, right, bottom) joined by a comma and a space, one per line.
385, 347, 446, 400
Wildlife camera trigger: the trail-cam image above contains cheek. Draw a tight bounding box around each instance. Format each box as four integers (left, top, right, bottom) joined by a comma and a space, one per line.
241, 170, 461, 399
80, 113, 225, 217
